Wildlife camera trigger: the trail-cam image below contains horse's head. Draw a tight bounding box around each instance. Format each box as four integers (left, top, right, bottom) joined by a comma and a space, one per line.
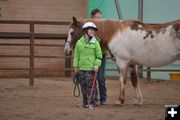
64, 17, 83, 54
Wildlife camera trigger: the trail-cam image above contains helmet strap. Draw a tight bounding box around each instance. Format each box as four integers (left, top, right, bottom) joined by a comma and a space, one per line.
85, 30, 92, 41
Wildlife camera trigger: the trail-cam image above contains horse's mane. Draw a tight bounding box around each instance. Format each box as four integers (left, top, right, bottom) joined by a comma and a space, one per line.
79, 19, 125, 48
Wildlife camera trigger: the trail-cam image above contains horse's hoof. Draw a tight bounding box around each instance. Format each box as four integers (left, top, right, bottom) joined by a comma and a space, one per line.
134, 102, 142, 106
115, 100, 122, 106
134, 103, 142, 106
133, 97, 143, 106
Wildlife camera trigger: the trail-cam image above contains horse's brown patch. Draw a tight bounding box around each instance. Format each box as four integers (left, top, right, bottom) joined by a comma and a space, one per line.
127, 21, 156, 40
70, 20, 83, 47
128, 20, 180, 40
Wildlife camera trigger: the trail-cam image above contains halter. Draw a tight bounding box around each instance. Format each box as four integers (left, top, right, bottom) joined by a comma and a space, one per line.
65, 40, 72, 44
66, 28, 74, 45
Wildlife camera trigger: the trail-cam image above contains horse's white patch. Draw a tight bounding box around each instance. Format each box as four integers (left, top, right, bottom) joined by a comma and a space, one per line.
64, 28, 73, 54
109, 26, 180, 67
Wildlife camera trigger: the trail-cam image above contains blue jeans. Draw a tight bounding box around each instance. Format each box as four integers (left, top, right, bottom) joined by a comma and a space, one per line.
96, 55, 107, 102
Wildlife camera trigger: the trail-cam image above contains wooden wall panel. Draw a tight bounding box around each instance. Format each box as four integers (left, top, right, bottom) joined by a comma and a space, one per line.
0, 0, 86, 21
0, 0, 87, 77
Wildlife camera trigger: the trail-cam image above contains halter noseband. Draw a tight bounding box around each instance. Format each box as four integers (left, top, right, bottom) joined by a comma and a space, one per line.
66, 40, 72, 44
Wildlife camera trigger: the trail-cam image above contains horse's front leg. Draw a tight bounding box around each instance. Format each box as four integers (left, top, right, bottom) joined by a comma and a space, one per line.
115, 61, 128, 105
129, 64, 143, 105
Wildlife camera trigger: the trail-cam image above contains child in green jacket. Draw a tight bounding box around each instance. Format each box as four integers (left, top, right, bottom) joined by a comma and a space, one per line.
73, 22, 102, 109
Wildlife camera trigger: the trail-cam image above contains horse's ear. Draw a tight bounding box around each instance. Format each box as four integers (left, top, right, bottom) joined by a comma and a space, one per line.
72, 16, 78, 25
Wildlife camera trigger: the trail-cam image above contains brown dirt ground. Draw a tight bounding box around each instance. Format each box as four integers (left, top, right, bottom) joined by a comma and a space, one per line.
0, 77, 180, 120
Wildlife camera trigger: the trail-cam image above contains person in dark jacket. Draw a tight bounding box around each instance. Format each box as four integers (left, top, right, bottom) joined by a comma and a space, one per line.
91, 8, 107, 105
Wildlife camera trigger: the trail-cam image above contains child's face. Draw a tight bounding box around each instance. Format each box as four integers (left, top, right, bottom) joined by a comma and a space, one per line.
87, 28, 95, 37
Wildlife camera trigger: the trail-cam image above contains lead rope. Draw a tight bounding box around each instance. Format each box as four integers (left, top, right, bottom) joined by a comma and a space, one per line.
88, 72, 97, 107
73, 72, 80, 97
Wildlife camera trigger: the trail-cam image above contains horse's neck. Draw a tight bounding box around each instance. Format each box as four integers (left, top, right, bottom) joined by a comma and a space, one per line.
95, 20, 124, 50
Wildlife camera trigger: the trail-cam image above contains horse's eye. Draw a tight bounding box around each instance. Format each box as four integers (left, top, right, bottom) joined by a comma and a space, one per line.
71, 31, 74, 35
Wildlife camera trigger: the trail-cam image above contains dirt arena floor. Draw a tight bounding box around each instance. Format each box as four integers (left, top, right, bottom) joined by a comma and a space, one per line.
0, 77, 179, 120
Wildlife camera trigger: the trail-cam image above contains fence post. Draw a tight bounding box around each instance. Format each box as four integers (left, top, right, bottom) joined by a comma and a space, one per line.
65, 52, 71, 77
138, 65, 143, 78
29, 23, 34, 86
147, 67, 151, 81
138, 0, 144, 78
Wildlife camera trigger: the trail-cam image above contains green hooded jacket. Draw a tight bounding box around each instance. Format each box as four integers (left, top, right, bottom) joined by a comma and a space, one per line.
73, 36, 102, 71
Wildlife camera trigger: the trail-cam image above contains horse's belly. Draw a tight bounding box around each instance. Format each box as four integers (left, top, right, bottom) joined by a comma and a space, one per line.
129, 43, 179, 67
132, 52, 178, 67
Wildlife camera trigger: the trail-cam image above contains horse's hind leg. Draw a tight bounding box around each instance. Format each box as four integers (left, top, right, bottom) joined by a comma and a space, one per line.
129, 64, 143, 105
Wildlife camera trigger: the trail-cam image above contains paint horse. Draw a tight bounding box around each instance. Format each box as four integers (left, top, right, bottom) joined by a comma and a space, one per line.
65, 17, 180, 105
